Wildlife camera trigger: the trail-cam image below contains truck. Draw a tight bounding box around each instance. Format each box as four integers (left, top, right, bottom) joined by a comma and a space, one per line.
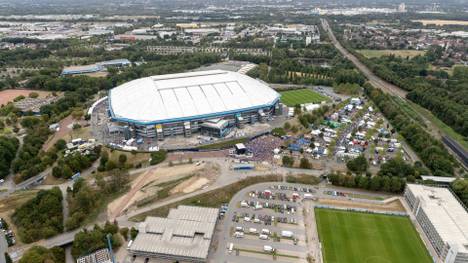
281, 230, 294, 238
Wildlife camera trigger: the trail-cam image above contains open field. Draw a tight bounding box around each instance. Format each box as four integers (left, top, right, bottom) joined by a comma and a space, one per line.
315, 208, 432, 263
412, 19, 468, 26
357, 49, 426, 59
0, 89, 55, 106
280, 88, 329, 106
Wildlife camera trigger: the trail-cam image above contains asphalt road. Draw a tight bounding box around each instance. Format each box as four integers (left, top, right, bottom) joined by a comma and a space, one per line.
320, 19, 407, 99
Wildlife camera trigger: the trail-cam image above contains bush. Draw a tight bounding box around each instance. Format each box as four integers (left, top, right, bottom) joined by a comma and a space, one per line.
286, 174, 320, 185
13, 95, 25, 102
150, 150, 167, 165
28, 92, 39, 98
19, 246, 64, 263
271, 127, 286, 137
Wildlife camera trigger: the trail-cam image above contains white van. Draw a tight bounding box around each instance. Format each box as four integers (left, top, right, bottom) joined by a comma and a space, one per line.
228, 243, 234, 254
263, 245, 274, 252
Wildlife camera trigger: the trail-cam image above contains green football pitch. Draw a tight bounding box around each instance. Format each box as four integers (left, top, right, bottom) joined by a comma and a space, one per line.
279, 89, 329, 106
315, 208, 432, 263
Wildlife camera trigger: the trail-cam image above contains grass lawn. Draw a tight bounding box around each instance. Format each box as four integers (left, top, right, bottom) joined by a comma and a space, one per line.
197, 137, 248, 150
315, 208, 432, 263
280, 89, 329, 106
357, 49, 425, 59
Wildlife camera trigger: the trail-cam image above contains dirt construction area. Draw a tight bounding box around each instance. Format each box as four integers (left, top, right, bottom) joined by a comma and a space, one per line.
0, 89, 54, 106
107, 162, 220, 219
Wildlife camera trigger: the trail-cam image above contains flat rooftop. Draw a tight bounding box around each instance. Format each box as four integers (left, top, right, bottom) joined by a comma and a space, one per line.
407, 184, 468, 253
129, 206, 219, 261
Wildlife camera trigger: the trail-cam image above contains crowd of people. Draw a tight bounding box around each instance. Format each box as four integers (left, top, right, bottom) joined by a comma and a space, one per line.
246, 135, 284, 161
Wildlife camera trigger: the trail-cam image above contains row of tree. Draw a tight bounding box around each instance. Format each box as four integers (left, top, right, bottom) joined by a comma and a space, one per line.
365, 84, 456, 176
329, 172, 406, 193
11, 117, 52, 183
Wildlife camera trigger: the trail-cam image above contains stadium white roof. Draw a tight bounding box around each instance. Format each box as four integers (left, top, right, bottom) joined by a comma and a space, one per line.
407, 184, 468, 253
108, 70, 280, 125
129, 206, 219, 260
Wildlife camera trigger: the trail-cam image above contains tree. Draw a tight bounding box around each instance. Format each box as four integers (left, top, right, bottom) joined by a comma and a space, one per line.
381, 176, 391, 192
299, 158, 311, 169
369, 176, 382, 191
346, 155, 368, 174
282, 156, 294, 167
118, 154, 127, 165
390, 177, 403, 193
54, 139, 67, 151
72, 224, 121, 259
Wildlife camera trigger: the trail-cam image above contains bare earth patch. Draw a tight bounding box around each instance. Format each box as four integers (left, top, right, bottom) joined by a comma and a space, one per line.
107, 162, 219, 219
0, 89, 55, 106
171, 177, 210, 194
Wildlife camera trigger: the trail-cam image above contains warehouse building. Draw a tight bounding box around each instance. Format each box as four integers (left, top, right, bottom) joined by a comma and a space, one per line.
62, 59, 130, 75
108, 70, 281, 140
128, 206, 219, 262
404, 184, 468, 263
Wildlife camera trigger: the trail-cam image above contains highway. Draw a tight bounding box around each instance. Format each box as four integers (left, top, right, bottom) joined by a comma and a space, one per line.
320, 19, 407, 99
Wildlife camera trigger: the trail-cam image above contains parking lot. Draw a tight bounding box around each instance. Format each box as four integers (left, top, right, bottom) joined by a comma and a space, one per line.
211, 183, 320, 263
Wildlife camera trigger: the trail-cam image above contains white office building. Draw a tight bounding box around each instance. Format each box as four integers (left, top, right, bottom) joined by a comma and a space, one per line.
404, 184, 468, 263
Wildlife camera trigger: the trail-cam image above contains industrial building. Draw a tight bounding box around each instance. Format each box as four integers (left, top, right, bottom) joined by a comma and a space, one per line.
404, 184, 468, 263
128, 206, 219, 262
107, 70, 281, 140
62, 59, 130, 75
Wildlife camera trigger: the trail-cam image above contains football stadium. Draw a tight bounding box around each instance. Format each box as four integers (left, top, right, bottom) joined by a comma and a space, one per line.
107, 70, 282, 140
